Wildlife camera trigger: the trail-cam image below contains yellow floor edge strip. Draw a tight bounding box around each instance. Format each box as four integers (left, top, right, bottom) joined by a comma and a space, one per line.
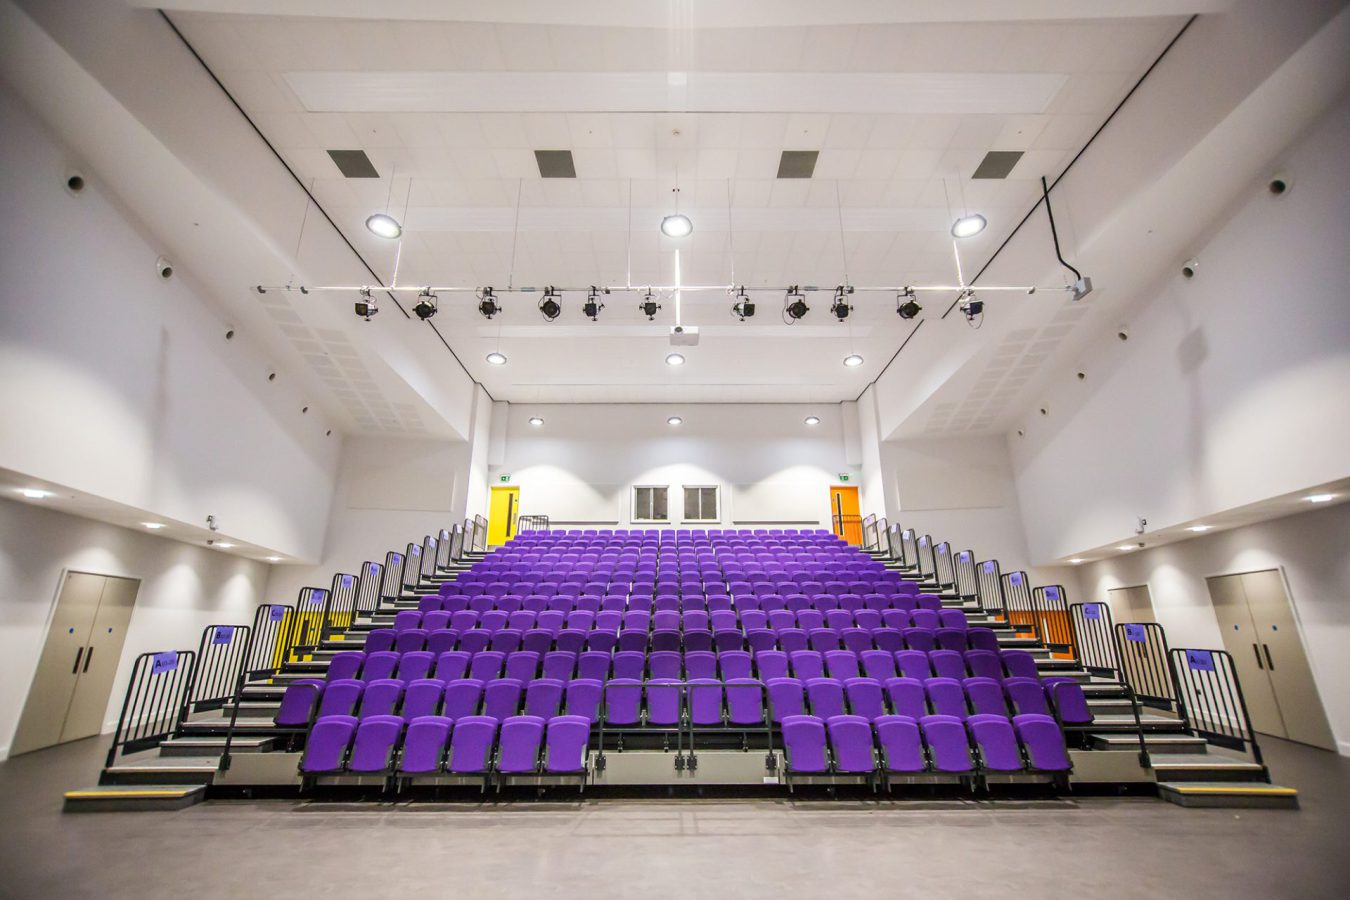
65, 790, 193, 799
1168, 786, 1297, 795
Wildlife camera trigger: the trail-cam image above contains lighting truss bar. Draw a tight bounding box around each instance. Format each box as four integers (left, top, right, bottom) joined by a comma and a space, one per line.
256, 283, 1071, 296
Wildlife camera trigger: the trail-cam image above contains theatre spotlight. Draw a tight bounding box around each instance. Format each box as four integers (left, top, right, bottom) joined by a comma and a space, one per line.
731, 287, 755, 321
354, 288, 378, 321
784, 287, 809, 322
639, 291, 661, 320
583, 287, 607, 321
413, 288, 438, 320
477, 288, 500, 319
539, 287, 561, 321
959, 290, 984, 326
830, 286, 853, 321
896, 288, 922, 320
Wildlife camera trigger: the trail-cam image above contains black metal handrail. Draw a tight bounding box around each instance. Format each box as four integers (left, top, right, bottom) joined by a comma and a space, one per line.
184, 624, 251, 719
1169, 648, 1265, 767
975, 560, 1005, 617
1001, 571, 1038, 640
472, 514, 489, 552
1114, 621, 1178, 710
518, 514, 550, 532
860, 514, 880, 552
420, 534, 438, 580
220, 602, 297, 771
107, 649, 196, 767
380, 550, 405, 603
1032, 585, 1074, 656
915, 533, 938, 582
1068, 601, 1120, 678
320, 572, 360, 641
953, 550, 979, 602
447, 523, 466, 562
933, 541, 956, 591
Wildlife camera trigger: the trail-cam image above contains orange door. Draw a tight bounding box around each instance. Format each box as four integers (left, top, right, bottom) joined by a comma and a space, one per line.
829, 486, 862, 545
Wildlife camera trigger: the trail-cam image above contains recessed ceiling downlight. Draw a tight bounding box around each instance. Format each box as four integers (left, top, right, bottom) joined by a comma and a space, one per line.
528, 416, 545, 427
660, 214, 693, 238
1304, 493, 1336, 503
951, 213, 987, 238
19, 488, 52, 499
665, 352, 685, 367
365, 213, 402, 239
143, 522, 166, 530
804, 416, 821, 426
486, 352, 507, 366
843, 354, 864, 368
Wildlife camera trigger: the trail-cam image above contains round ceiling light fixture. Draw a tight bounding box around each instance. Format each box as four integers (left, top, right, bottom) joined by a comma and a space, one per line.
665, 352, 685, 367
485, 352, 508, 366
843, 353, 865, 368
365, 212, 403, 239
951, 213, 987, 239
804, 416, 821, 426
528, 416, 545, 427
667, 416, 683, 426
660, 213, 693, 238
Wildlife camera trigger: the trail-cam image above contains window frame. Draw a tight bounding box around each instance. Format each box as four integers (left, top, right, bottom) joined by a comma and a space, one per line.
681, 484, 721, 523
631, 484, 671, 523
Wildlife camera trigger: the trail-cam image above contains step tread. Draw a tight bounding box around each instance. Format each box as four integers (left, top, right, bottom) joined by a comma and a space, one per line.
1157, 781, 1295, 795
1148, 753, 1264, 770
65, 784, 206, 799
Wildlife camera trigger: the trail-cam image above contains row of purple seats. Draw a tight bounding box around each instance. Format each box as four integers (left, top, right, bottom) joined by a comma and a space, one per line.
755, 647, 1033, 683
302, 714, 590, 777
781, 713, 1070, 776
396, 606, 967, 635
763, 675, 1089, 725
294, 676, 590, 723
419, 591, 941, 616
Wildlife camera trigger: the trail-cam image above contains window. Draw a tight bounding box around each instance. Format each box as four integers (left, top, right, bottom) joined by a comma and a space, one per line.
683, 485, 720, 523
632, 486, 669, 522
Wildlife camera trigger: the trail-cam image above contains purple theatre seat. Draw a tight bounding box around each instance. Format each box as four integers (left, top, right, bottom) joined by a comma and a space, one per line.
685, 651, 718, 680
805, 678, 846, 720
903, 628, 937, 652
399, 716, 452, 773
789, 651, 825, 681
781, 715, 829, 773
938, 609, 968, 631
854, 609, 882, 631
929, 649, 967, 680
359, 679, 404, 719
874, 715, 925, 773
545, 715, 591, 773
713, 630, 744, 652
825, 650, 861, 681
649, 651, 681, 680
1015, 714, 1072, 771
919, 715, 975, 773
756, 650, 790, 682
1004, 678, 1051, 717
394, 610, 422, 633
683, 629, 714, 653
966, 628, 1000, 653
361, 652, 400, 682
873, 628, 905, 654
435, 651, 471, 681
646, 680, 681, 726
326, 652, 365, 681
964, 650, 1004, 681
617, 630, 649, 653
915, 594, 942, 612
746, 629, 778, 654
348, 715, 403, 773
840, 628, 873, 655
497, 715, 546, 773
935, 628, 968, 652
470, 651, 506, 682
843, 677, 886, 722
316, 679, 363, 718
484, 678, 524, 719
910, 609, 940, 631
542, 651, 577, 682
968, 714, 1024, 772
402, 679, 444, 720
688, 679, 724, 726
577, 651, 611, 682
555, 629, 587, 655
426, 630, 459, 656
827, 715, 876, 773
725, 679, 766, 726
778, 628, 808, 654
1045, 679, 1094, 725
301, 715, 357, 773
860, 650, 897, 682
924, 677, 968, 719
884, 677, 928, 719
719, 650, 753, 680
524, 678, 565, 718
1001, 650, 1040, 680
446, 716, 498, 773
275, 680, 323, 727
505, 651, 541, 683
881, 610, 911, 631
612, 651, 646, 681
522, 629, 554, 655
808, 628, 842, 653
964, 677, 1010, 717
604, 679, 642, 726
395, 629, 429, 654
565, 678, 603, 723
397, 651, 435, 682
458, 631, 491, 656
490, 629, 523, 654
587, 631, 618, 654
766, 677, 806, 723
895, 650, 931, 681
450, 611, 479, 632
442, 680, 484, 720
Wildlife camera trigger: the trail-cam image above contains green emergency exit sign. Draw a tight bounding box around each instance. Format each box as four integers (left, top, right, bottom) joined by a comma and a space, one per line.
838, 474, 850, 482
499, 474, 511, 483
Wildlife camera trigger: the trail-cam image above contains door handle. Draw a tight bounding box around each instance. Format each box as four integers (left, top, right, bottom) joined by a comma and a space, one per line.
82, 645, 94, 673
1263, 644, 1274, 671
72, 646, 84, 674
1253, 643, 1263, 670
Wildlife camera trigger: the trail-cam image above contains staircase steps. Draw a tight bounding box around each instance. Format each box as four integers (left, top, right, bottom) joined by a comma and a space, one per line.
1157, 781, 1298, 809
64, 784, 206, 813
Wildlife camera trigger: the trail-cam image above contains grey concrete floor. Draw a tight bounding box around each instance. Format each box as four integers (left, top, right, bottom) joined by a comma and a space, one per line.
0, 737, 1347, 899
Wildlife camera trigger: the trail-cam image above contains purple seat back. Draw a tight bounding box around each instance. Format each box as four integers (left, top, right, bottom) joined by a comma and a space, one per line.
963, 677, 1009, 717
402, 679, 444, 720
826, 714, 875, 773
565, 679, 603, 723
805, 678, 845, 720
362, 652, 399, 682
755, 650, 789, 681
316, 679, 363, 718
497, 715, 545, 773
1004, 677, 1051, 717
719, 650, 753, 680
895, 650, 931, 680
964, 650, 1003, 681
781, 715, 828, 773
968, 714, 1023, 771
542, 651, 577, 682
1046, 679, 1094, 724
883, 677, 927, 719
935, 628, 968, 652
919, 714, 974, 773
746, 629, 777, 654
778, 628, 808, 654
1015, 713, 1071, 771
522, 629, 553, 655
649, 651, 682, 680
442, 679, 484, 720
301, 715, 357, 772
484, 678, 523, 719
587, 631, 618, 654
348, 715, 403, 773
326, 652, 365, 681
275, 680, 323, 727
873, 628, 904, 653
824, 651, 860, 681
685, 651, 717, 680
930, 649, 967, 680
807, 628, 841, 653
524, 678, 564, 718
843, 677, 886, 721
447, 716, 497, 773
611, 650, 645, 680
490, 628, 522, 654
966, 627, 1000, 652
924, 677, 967, 719
395, 629, 429, 653
1001, 650, 1040, 680
394, 610, 421, 633
860, 650, 897, 682
577, 651, 611, 681
399, 716, 451, 773
840, 628, 873, 655
545, 715, 591, 773
938, 609, 967, 630
789, 651, 824, 681
646, 680, 681, 726
604, 679, 642, 725
397, 651, 434, 682
435, 651, 471, 681
470, 651, 506, 682
766, 677, 806, 723
725, 679, 765, 726
458, 631, 491, 655
874, 715, 925, 772
903, 628, 937, 652
688, 679, 724, 726
426, 629, 459, 656
505, 651, 541, 682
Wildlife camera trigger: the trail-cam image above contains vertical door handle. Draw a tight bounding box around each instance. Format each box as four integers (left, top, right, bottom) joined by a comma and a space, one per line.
1263, 644, 1274, 670
1252, 644, 1263, 670
83, 646, 95, 673
72, 646, 84, 674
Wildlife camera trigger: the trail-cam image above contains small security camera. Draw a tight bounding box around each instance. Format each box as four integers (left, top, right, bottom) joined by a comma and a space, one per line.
65, 170, 86, 194
1135, 517, 1148, 535
1181, 258, 1198, 279
156, 256, 174, 279
206, 514, 219, 532
1268, 172, 1291, 196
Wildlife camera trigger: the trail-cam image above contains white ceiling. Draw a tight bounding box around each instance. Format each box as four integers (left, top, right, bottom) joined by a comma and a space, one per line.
167, 9, 1185, 404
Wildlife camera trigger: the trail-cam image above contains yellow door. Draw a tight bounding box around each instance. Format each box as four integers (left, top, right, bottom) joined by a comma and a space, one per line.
487, 486, 521, 546
829, 486, 862, 545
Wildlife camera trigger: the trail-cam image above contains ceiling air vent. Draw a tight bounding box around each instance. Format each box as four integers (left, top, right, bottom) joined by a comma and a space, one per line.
972, 150, 1024, 179
534, 150, 577, 178
327, 149, 379, 178
776, 150, 819, 179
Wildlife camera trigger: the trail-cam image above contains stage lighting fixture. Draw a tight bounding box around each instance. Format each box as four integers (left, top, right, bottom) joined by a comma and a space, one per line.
639, 292, 661, 320
830, 286, 853, 321
583, 287, 607, 321
539, 288, 561, 321
959, 290, 984, 325
731, 288, 755, 321
784, 287, 809, 322
354, 288, 378, 321
896, 288, 922, 320
477, 288, 499, 319
413, 289, 438, 320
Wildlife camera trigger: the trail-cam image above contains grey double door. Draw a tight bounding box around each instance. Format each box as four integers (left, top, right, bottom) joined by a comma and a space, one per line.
1205, 570, 1334, 750
11, 572, 139, 755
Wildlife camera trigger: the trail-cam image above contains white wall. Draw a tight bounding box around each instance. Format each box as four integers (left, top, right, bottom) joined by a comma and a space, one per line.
1075, 501, 1350, 754
495, 404, 857, 528
0, 84, 339, 561
0, 497, 268, 758
1011, 94, 1350, 562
